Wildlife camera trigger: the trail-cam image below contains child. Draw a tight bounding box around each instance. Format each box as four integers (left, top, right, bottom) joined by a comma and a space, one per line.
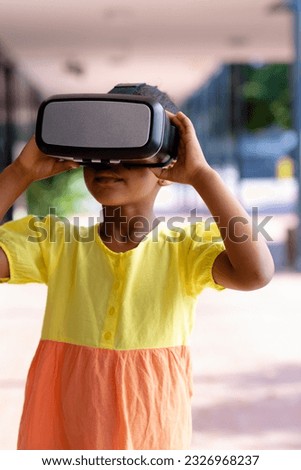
0, 84, 274, 450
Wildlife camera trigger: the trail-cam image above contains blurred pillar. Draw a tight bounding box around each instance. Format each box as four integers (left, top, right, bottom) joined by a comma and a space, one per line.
0, 62, 14, 224
4, 65, 14, 223
289, 0, 301, 270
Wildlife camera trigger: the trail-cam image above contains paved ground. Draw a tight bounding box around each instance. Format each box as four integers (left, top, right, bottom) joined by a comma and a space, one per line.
0, 273, 300, 450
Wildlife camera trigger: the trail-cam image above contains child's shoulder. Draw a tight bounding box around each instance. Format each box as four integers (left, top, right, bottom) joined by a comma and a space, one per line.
158, 219, 222, 246
0, 214, 93, 245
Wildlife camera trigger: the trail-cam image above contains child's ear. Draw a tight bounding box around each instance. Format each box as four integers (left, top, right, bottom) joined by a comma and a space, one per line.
158, 179, 172, 187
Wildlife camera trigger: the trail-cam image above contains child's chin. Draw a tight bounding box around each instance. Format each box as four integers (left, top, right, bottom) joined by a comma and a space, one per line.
93, 195, 125, 206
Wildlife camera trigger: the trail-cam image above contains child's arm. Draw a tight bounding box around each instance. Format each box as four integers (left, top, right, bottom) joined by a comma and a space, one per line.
0, 136, 79, 278
152, 112, 275, 291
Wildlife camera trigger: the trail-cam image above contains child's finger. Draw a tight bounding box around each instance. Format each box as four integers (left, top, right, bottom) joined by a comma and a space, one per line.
166, 110, 176, 118
53, 159, 81, 174
174, 112, 198, 141
169, 112, 187, 130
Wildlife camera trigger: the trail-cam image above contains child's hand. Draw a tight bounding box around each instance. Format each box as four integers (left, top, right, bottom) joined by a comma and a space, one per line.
150, 111, 212, 186
12, 136, 80, 183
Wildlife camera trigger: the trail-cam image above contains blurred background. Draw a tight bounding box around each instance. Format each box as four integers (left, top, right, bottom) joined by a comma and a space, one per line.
0, 0, 300, 450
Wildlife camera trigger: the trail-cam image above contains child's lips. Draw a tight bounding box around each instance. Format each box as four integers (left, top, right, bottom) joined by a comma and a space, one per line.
94, 173, 124, 184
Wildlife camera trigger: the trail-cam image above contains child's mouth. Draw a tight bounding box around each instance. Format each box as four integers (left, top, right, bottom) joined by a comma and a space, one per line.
95, 176, 123, 184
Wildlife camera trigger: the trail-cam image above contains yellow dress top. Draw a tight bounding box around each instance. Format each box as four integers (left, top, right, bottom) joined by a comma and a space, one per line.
0, 215, 224, 350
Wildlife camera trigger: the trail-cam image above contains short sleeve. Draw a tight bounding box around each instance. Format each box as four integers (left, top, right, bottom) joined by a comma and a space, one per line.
0, 215, 49, 284
182, 222, 226, 296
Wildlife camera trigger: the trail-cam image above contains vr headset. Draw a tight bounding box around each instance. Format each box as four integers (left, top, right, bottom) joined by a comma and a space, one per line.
35, 83, 179, 168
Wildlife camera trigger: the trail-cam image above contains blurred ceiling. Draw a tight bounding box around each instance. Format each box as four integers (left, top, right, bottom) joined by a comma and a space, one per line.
0, 0, 293, 103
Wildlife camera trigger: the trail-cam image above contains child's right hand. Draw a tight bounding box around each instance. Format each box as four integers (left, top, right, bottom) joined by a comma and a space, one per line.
11, 136, 80, 183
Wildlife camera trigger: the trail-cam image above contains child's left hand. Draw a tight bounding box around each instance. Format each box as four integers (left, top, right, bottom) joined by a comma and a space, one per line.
150, 111, 212, 186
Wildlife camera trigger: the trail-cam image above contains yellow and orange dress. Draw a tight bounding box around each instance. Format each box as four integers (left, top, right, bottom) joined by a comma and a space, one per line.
0, 215, 225, 450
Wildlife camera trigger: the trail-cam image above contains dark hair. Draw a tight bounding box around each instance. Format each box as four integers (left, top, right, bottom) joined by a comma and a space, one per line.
108, 83, 179, 114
